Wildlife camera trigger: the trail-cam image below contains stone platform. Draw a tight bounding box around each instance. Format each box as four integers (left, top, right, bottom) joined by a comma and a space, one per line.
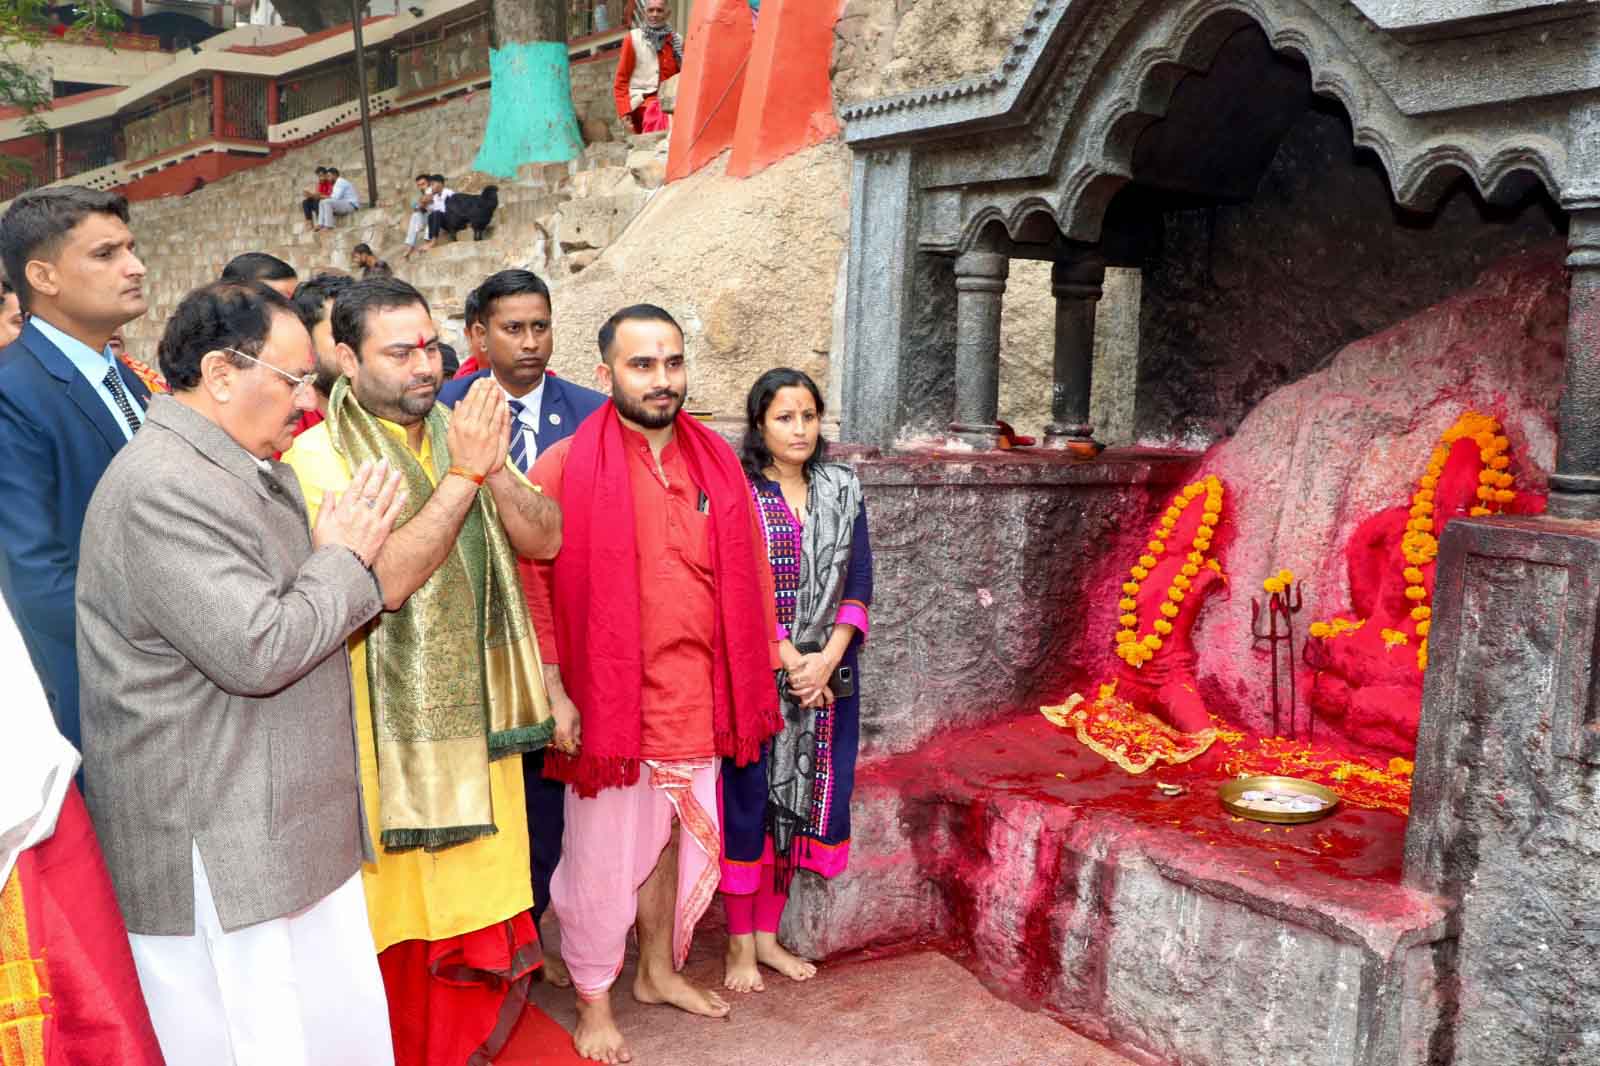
784, 714, 1453, 1066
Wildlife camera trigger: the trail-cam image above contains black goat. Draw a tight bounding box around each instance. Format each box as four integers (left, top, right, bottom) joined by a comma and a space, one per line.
440, 186, 499, 241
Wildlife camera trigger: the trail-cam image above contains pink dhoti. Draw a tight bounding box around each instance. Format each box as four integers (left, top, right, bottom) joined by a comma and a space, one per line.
550, 759, 720, 998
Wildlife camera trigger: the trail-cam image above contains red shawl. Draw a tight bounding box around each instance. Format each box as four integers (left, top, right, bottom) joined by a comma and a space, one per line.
544, 402, 780, 796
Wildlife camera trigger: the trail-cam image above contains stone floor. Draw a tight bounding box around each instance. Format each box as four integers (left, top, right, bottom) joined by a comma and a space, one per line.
510, 924, 1137, 1066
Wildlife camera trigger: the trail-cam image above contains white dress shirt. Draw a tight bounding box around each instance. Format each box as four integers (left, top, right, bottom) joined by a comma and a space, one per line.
31, 315, 142, 441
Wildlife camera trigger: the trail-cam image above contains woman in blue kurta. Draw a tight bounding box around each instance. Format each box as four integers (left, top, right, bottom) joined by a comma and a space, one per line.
721, 368, 873, 992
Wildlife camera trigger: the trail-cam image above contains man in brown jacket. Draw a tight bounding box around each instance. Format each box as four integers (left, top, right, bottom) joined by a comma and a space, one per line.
76, 280, 406, 1066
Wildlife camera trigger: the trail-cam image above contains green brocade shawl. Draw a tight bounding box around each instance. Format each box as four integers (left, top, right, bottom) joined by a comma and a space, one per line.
327, 379, 552, 852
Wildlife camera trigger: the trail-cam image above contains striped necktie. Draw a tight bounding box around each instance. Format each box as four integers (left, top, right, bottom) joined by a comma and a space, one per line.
101, 366, 143, 438
507, 398, 530, 473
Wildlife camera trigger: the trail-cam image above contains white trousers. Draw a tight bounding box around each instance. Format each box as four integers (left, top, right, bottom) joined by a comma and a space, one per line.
128, 843, 394, 1066
404, 210, 427, 246
317, 198, 357, 228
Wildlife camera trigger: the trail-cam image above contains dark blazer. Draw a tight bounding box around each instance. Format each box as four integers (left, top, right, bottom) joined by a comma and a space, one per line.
0, 319, 152, 752
437, 369, 607, 459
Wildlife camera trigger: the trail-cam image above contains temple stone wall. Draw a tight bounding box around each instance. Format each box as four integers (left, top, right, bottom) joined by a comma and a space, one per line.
569, 53, 626, 139
848, 451, 1196, 759
1134, 105, 1564, 447
785, 717, 1454, 1066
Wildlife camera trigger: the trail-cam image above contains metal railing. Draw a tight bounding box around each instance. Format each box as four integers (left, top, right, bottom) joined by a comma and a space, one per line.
221, 76, 270, 141
391, 9, 491, 99
61, 119, 120, 178
122, 85, 211, 164
0, 138, 52, 202
277, 57, 395, 124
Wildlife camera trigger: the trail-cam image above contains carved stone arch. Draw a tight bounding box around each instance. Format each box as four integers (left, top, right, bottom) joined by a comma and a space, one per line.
957, 208, 1013, 255
955, 198, 1061, 255
1392, 138, 1567, 210
1033, 0, 1565, 241
838, 0, 1599, 448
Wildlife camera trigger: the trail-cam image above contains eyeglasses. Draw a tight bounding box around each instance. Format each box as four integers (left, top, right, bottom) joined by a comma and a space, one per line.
220, 347, 316, 393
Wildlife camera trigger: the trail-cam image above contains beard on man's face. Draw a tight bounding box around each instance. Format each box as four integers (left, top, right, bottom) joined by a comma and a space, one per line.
395, 373, 441, 416
353, 370, 441, 422
613, 383, 683, 429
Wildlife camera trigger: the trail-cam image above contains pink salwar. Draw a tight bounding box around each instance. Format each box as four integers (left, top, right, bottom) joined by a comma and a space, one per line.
550, 760, 720, 998
722, 877, 787, 935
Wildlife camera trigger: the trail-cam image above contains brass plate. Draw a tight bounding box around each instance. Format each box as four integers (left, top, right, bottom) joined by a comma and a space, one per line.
1218, 775, 1341, 824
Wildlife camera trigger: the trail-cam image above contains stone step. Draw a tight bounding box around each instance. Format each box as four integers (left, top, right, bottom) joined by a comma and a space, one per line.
552, 192, 649, 252
785, 713, 1452, 1066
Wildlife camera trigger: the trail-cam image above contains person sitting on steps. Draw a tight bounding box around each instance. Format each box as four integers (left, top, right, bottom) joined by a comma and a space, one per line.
614, 0, 681, 135
418, 174, 454, 253
403, 174, 432, 260
314, 168, 360, 232
301, 166, 331, 230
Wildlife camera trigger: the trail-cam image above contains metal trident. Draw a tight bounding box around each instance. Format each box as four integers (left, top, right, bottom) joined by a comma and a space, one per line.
1251, 580, 1306, 739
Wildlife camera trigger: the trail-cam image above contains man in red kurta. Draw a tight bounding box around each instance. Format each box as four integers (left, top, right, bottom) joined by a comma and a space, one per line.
527, 303, 780, 1064
612, 1, 682, 135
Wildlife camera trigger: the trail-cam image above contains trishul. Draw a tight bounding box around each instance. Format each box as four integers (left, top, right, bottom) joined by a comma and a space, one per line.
1251, 580, 1307, 739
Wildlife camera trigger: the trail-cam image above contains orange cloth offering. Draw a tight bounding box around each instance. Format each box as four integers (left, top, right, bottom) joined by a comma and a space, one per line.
1042, 682, 1218, 774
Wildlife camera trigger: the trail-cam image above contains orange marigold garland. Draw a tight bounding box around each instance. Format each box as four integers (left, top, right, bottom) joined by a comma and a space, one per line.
1308, 617, 1364, 640
1401, 412, 1515, 670
1043, 474, 1228, 773
119, 351, 170, 395
1307, 411, 1517, 672
1114, 475, 1225, 668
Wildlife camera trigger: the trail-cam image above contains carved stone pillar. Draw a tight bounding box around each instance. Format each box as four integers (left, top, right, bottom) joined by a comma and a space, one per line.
1042, 255, 1105, 450
949, 250, 1009, 447
1403, 516, 1600, 1064
1547, 207, 1600, 518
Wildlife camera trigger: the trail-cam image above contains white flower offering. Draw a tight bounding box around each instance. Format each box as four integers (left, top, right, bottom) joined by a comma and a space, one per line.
1235, 788, 1328, 815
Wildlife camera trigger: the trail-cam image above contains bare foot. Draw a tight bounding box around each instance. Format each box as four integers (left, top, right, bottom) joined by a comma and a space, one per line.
634, 963, 731, 1018
723, 933, 765, 993
573, 993, 632, 1064
755, 932, 817, 982
543, 949, 572, 988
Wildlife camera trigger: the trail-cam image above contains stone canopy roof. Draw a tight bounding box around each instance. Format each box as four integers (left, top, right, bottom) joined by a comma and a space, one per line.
840, 0, 1600, 253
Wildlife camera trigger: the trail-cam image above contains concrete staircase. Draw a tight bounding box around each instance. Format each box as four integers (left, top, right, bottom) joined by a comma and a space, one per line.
123, 91, 667, 357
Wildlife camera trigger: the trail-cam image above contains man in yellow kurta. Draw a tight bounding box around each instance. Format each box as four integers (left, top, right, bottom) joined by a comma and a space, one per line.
282, 277, 568, 1066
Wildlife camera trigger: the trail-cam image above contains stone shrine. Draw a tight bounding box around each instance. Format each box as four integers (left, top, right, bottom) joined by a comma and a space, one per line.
793, 3, 1600, 1064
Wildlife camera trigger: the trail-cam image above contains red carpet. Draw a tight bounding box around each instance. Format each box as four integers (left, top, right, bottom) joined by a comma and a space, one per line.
495, 1003, 590, 1065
